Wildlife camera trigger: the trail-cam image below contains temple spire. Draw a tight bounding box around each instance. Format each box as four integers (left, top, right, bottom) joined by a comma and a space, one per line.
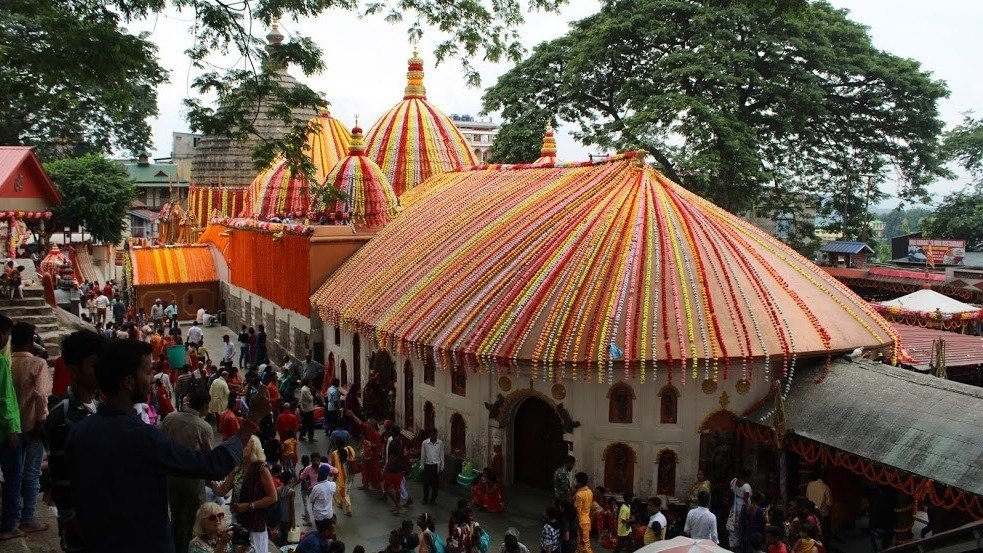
403, 49, 427, 100
540, 123, 557, 158
348, 121, 366, 156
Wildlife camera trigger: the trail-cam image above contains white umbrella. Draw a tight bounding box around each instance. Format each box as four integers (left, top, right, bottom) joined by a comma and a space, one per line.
634, 536, 731, 553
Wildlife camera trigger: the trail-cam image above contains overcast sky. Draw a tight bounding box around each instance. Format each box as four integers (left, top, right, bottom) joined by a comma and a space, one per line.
133, 0, 982, 207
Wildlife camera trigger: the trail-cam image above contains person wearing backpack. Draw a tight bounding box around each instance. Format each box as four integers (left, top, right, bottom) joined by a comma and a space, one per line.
419, 513, 445, 553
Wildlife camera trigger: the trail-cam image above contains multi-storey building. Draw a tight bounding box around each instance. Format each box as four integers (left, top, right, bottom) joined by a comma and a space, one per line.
450, 114, 498, 163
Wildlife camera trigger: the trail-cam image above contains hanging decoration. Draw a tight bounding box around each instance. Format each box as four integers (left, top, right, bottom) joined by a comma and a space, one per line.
364, 50, 477, 197
312, 152, 896, 381
241, 106, 352, 220
319, 123, 399, 227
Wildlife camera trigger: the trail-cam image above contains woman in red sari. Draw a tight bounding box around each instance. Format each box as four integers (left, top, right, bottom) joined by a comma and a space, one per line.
471, 468, 505, 513
348, 410, 383, 492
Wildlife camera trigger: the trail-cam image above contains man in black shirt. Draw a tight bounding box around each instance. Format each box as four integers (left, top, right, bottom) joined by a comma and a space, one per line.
44, 330, 103, 552
66, 339, 270, 552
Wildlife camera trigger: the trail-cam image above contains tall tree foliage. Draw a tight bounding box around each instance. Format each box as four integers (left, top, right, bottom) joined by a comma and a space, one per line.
45, 155, 138, 245
0, 0, 167, 157
921, 189, 983, 251
2, 0, 568, 175
483, 0, 949, 245
944, 115, 983, 187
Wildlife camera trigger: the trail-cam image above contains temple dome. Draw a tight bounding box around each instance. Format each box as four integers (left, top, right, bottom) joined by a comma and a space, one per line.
190, 23, 322, 187
242, 106, 352, 219
364, 51, 477, 197
320, 124, 399, 227
313, 152, 898, 382
533, 124, 561, 165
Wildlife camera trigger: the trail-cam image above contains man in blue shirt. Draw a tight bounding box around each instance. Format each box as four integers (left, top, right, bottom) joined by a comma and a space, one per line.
295, 518, 336, 553
66, 339, 271, 552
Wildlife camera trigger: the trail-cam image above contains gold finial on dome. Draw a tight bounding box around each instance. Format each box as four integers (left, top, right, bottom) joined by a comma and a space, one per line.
319, 104, 330, 117
404, 49, 427, 100
540, 123, 558, 158
348, 121, 366, 155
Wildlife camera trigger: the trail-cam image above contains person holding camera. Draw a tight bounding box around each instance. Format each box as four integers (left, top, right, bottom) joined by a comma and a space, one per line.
189, 502, 250, 553
211, 435, 278, 553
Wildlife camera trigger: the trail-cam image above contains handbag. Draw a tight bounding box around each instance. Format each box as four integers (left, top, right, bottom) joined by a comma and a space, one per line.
287, 526, 302, 543
477, 526, 491, 553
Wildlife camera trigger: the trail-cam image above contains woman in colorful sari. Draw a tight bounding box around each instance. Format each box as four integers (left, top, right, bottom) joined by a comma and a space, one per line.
330, 443, 357, 516
471, 468, 505, 513
348, 410, 383, 492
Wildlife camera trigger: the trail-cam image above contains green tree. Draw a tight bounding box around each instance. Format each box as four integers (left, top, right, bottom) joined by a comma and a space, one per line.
45, 155, 138, 245
944, 115, 983, 187
874, 206, 933, 241
3, 0, 568, 176
483, 0, 949, 246
0, 0, 167, 157
921, 189, 983, 251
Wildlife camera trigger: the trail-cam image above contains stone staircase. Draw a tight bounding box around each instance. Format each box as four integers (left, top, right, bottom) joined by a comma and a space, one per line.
1, 286, 69, 358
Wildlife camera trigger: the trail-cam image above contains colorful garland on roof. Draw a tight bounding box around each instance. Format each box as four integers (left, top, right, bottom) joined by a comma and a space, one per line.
364, 51, 477, 197
208, 217, 317, 236
320, 124, 399, 227
242, 107, 352, 219
311, 152, 895, 382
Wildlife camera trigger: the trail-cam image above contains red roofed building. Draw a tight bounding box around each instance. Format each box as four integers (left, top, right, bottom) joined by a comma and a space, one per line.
0, 147, 60, 257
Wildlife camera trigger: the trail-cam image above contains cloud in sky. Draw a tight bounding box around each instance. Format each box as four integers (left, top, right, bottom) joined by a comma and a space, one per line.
133, 0, 982, 206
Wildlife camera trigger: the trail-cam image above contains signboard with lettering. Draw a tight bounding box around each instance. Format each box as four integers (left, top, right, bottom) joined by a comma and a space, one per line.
908, 238, 966, 266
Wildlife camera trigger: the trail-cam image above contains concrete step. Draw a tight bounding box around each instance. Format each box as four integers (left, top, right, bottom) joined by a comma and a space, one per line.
22, 287, 45, 299
0, 297, 48, 308
0, 304, 51, 317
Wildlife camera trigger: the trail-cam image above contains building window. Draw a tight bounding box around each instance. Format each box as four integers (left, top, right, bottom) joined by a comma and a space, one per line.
424, 351, 436, 386
602, 443, 635, 493
450, 413, 466, 457
656, 449, 678, 496
607, 382, 634, 423
451, 365, 466, 396
334, 325, 340, 345
424, 401, 435, 431
659, 384, 679, 424
403, 360, 414, 430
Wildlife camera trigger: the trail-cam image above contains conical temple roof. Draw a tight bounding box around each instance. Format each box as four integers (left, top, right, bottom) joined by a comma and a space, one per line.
364, 51, 477, 197
190, 23, 321, 187
534, 124, 560, 165
321, 123, 399, 227
242, 107, 352, 219
313, 153, 898, 381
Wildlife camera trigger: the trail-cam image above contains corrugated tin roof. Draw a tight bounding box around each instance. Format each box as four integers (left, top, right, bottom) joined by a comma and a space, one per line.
820, 241, 875, 254
128, 209, 160, 222
119, 161, 185, 185
0, 147, 32, 177
892, 323, 983, 370
130, 245, 217, 286
745, 359, 983, 497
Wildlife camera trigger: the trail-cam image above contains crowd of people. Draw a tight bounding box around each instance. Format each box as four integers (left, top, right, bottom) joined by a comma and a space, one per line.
0, 294, 841, 553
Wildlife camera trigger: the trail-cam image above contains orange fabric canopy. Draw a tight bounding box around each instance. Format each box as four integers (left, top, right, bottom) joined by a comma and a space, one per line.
131, 245, 218, 286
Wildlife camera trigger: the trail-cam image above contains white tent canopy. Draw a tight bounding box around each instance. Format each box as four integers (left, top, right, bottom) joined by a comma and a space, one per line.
877, 289, 981, 315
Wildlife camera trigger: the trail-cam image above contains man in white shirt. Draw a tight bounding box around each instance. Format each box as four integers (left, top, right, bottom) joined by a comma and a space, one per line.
150, 299, 164, 325
420, 428, 445, 504
195, 306, 205, 325
221, 335, 234, 368
729, 471, 752, 549
684, 490, 718, 543
94, 293, 110, 325
298, 382, 316, 442
309, 465, 337, 523
186, 322, 203, 346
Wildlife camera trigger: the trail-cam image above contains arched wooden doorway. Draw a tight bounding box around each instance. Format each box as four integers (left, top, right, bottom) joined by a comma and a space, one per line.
352, 334, 361, 387
699, 410, 740, 514
603, 443, 636, 493
403, 360, 414, 430
424, 401, 435, 431
512, 396, 566, 489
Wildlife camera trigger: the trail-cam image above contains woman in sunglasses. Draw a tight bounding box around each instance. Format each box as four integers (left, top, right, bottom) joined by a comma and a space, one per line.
189, 502, 248, 553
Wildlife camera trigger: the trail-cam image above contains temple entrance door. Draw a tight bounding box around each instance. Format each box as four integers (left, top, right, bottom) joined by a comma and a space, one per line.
512, 397, 566, 489
699, 411, 740, 516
